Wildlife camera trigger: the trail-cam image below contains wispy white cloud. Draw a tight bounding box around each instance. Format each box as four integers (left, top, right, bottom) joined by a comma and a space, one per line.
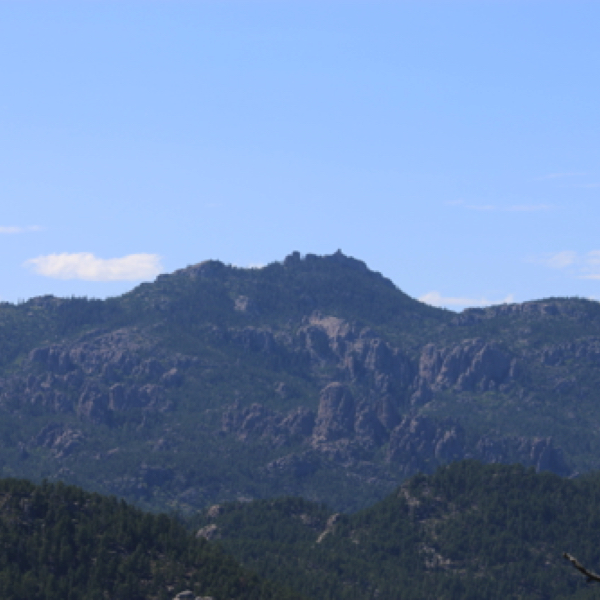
419, 291, 515, 309
586, 250, 600, 266
24, 252, 163, 281
505, 204, 553, 212
0, 225, 42, 234
580, 251, 600, 279
449, 200, 552, 212
534, 172, 586, 181
538, 250, 578, 269
534, 250, 600, 279
463, 204, 496, 211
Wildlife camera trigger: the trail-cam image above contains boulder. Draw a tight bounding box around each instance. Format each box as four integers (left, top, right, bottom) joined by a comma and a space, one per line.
196, 524, 220, 541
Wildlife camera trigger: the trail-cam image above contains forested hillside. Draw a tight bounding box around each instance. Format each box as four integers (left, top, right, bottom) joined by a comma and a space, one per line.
0, 477, 303, 600
1, 251, 600, 511
194, 461, 600, 600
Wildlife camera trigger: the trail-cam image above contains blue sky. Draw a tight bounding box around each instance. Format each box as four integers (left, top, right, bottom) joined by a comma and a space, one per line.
1, 1, 599, 310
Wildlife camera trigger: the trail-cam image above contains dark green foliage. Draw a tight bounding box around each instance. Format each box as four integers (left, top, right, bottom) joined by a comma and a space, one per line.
0, 478, 303, 600
4, 252, 600, 513
197, 462, 600, 600
0, 253, 451, 513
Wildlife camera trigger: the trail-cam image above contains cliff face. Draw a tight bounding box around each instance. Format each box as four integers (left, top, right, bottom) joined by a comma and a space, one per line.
0, 251, 597, 511
414, 339, 513, 394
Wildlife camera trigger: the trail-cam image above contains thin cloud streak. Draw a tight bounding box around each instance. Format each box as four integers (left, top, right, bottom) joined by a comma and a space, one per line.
535, 250, 600, 279
533, 172, 586, 181
587, 250, 600, 266
506, 204, 553, 212
449, 200, 552, 212
24, 252, 163, 281
419, 290, 515, 309
0, 225, 42, 234
463, 204, 496, 211
539, 251, 578, 269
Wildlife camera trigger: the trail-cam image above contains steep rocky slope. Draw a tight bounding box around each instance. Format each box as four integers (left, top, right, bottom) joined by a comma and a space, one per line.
0, 251, 599, 511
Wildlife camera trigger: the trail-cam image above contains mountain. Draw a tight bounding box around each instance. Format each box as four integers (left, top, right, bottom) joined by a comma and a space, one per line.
0, 477, 303, 600
193, 461, 600, 600
1, 250, 600, 511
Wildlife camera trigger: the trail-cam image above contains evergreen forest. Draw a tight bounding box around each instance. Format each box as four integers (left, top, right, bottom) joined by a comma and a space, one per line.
0, 478, 302, 600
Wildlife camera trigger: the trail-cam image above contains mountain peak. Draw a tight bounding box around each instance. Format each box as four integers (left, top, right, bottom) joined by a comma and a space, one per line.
282, 250, 368, 272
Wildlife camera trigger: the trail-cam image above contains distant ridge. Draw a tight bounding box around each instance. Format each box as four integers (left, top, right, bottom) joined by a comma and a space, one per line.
0, 251, 598, 512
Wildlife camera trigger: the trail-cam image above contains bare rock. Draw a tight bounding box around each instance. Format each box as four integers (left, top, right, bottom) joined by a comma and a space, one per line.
374, 395, 401, 430
161, 367, 183, 387
77, 382, 109, 422
196, 524, 220, 541
223, 403, 277, 440
521, 436, 569, 474
280, 407, 315, 437
316, 513, 343, 543
297, 313, 414, 396
222, 403, 315, 446
109, 383, 128, 411
452, 300, 583, 325
387, 416, 466, 473
138, 384, 169, 410
234, 295, 259, 315
32, 423, 85, 458
416, 339, 511, 393
176, 259, 225, 280
135, 358, 164, 379
206, 504, 223, 519
313, 383, 355, 443
174, 593, 195, 600
537, 339, 600, 367
354, 402, 387, 447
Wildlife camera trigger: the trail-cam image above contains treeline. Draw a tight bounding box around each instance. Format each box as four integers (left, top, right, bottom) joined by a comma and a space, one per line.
0, 478, 303, 600
194, 461, 600, 600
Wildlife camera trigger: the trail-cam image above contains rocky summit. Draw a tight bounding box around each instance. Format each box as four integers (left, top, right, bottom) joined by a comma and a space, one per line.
0, 251, 599, 512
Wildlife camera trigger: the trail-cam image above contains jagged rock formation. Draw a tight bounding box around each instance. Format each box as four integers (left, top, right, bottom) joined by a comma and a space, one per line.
221, 380, 569, 479
414, 339, 512, 394
12, 327, 191, 422
0, 251, 598, 511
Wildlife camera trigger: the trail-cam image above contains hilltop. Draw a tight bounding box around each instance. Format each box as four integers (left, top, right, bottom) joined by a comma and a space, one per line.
0, 251, 599, 511
194, 461, 600, 600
